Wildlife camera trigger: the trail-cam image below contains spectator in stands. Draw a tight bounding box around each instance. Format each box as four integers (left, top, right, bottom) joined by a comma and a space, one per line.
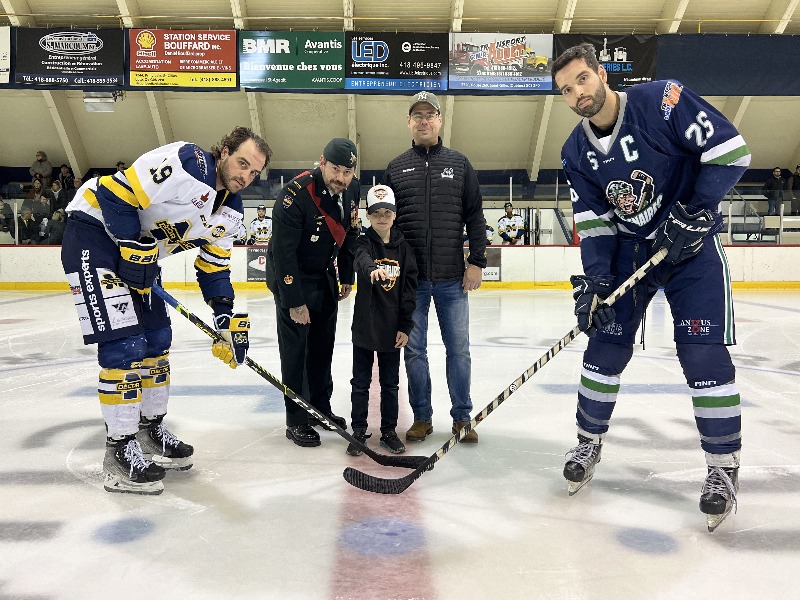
32, 193, 53, 222
17, 207, 38, 244
761, 166, 786, 216
50, 180, 66, 212
91, 171, 101, 180
26, 179, 44, 200
39, 209, 65, 245
0, 198, 13, 233
787, 164, 800, 216
116, 161, 126, 173
65, 177, 82, 205
57, 164, 74, 191
30, 151, 53, 187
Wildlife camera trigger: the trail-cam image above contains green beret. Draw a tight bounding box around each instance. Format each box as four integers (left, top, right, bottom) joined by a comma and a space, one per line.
323, 138, 357, 168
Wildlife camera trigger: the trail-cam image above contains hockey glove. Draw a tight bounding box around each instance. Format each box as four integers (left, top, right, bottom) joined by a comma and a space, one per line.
118, 237, 159, 295
212, 312, 250, 368
571, 275, 616, 338
653, 203, 715, 265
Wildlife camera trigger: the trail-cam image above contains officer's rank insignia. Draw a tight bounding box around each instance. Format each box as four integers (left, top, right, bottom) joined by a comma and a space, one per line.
283, 195, 293, 209
284, 275, 294, 284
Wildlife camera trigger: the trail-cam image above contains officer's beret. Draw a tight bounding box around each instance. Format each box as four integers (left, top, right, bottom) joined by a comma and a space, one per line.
323, 138, 357, 168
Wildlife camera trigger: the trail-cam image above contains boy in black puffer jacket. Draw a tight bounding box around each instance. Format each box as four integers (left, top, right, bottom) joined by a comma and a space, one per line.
347, 185, 418, 455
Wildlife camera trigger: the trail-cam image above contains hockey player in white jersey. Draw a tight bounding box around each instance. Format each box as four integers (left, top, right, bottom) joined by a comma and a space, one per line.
62, 127, 271, 495
552, 44, 749, 531
247, 204, 273, 245
497, 201, 525, 244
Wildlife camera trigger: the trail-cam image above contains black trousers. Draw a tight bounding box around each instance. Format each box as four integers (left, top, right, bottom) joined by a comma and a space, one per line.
274, 290, 338, 427
350, 344, 400, 432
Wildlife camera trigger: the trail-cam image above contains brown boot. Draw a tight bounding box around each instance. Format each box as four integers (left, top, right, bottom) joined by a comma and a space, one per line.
405, 420, 433, 442
452, 421, 478, 443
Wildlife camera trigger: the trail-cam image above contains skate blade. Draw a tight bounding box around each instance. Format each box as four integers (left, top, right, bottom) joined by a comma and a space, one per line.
143, 453, 193, 471
567, 473, 593, 496
103, 475, 164, 495
706, 507, 733, 532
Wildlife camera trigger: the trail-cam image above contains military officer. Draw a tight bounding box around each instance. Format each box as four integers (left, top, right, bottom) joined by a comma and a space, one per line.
266, 138, 360, 447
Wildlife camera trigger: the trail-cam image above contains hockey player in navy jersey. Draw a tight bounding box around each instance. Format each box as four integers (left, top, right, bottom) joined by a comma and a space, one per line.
62, 127, 271, 495
552, 43, 750, 531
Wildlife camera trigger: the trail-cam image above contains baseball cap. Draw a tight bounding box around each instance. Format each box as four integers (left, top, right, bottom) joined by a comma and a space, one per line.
257, 204, 266, 211
322, 138, 357, 168
504, 201, 513, 208
408, 91, 441, 114
367, 184, 396, 214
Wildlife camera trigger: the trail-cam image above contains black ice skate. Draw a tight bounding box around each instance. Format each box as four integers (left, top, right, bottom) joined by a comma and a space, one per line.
700, 451, 740, 532
137, 416, 194, 470
103, 436, 166, 495
564, 433, 603, 496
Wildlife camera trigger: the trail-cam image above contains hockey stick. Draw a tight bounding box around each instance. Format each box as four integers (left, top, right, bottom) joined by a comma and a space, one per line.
151, 284, 428, 469
343, 247, 669, 494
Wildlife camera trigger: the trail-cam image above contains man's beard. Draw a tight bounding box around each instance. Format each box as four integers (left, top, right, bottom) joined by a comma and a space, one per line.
572, 84, 607, 118
219, 157, 244, 193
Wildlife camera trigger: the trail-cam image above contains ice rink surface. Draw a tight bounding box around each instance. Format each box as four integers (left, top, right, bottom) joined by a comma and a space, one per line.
1, 285, 798, 600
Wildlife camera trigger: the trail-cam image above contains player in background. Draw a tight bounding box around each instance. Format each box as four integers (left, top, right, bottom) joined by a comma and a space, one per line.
62, 127, 271, 495
552, 43, 750, 531
497, 201, 525, 244
247, 204, 273, 245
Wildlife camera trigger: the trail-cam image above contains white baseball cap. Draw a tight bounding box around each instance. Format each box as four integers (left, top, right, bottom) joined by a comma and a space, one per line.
367, 185, 396, 214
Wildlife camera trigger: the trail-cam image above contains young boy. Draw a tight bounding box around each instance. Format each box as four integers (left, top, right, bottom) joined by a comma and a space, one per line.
347, 184, 418, 455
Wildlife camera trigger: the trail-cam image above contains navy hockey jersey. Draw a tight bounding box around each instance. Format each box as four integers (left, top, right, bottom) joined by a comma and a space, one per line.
561, 80, 751, 279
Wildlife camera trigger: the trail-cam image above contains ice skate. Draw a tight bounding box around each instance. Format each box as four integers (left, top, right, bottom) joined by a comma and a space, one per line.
701, 451, 740, 532
103, 436, 166, 495
137, 416, 194, 470
564, 433, 602, 496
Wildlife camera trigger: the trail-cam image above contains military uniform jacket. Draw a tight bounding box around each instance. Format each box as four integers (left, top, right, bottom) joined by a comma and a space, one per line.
266, 168, 358, 311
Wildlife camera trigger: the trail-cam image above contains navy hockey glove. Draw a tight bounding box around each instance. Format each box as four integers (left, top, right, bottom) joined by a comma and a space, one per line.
118, 237, 159, 295
571, 275, 616, 338
212, 312, 250, 368
653, 203, 715, 265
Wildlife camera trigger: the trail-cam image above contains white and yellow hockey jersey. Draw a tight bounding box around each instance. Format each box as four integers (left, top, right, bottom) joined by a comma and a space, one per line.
498, 214, 525, 242
248, 216, 272, 245
66, 141, 244, 299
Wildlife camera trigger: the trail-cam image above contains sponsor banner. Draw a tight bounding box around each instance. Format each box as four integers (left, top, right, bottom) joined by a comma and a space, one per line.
555, 34, 656, 90
15, 28, 124, 86
449, 33, 553, 91
346, 32, 448, 90
129, 29, 237, 88
247, 247, 268, 282
239, 31, 345, 90
0, 27, 9, 84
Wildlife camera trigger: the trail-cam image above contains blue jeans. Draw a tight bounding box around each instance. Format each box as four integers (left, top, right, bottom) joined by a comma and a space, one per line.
404, 279, 473, 423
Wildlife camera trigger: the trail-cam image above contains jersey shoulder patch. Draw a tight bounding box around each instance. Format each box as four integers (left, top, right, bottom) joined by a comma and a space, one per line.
179, 143, 215, 187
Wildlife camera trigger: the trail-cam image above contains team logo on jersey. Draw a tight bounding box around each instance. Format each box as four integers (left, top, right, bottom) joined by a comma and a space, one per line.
606, 169, 657, 220
193, 146, 208, 177
441, 167, 454, 179
375, 258, 400, 292
211, 225, 226, 238
283, 195, 293, 209
661, 82, 683, 121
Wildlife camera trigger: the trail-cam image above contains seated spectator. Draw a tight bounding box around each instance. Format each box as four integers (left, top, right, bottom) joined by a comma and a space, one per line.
29, 150, 53, 187
26, 179, 44, 200
91, 170, 101, 180
17, 207, 38, 244
39, 209, 65, 245
65, 177, 82, 205
31, 193, 53, 222
0, 198, 13, 233
57, 164, 74, 191
50, 180, 66, 212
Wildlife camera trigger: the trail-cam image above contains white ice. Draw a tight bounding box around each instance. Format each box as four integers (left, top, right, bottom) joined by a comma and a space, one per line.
1, 286, 798, 600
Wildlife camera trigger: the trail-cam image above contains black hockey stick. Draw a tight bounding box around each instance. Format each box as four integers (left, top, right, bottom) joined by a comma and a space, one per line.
343, 247, 669, 494
152, 284, 428, 469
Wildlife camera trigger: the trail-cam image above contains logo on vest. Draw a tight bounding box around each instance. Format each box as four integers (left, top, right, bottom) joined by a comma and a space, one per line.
441, 167, 454, 179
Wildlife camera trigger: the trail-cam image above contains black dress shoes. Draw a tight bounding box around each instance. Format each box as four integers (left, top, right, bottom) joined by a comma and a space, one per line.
309, 413, 347, 431
286, 424, 321, 447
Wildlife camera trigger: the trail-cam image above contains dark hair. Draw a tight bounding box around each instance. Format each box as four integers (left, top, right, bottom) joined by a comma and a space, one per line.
551, 43, 600, 89
774, 166, 782, 171
211, 126, 273, 168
